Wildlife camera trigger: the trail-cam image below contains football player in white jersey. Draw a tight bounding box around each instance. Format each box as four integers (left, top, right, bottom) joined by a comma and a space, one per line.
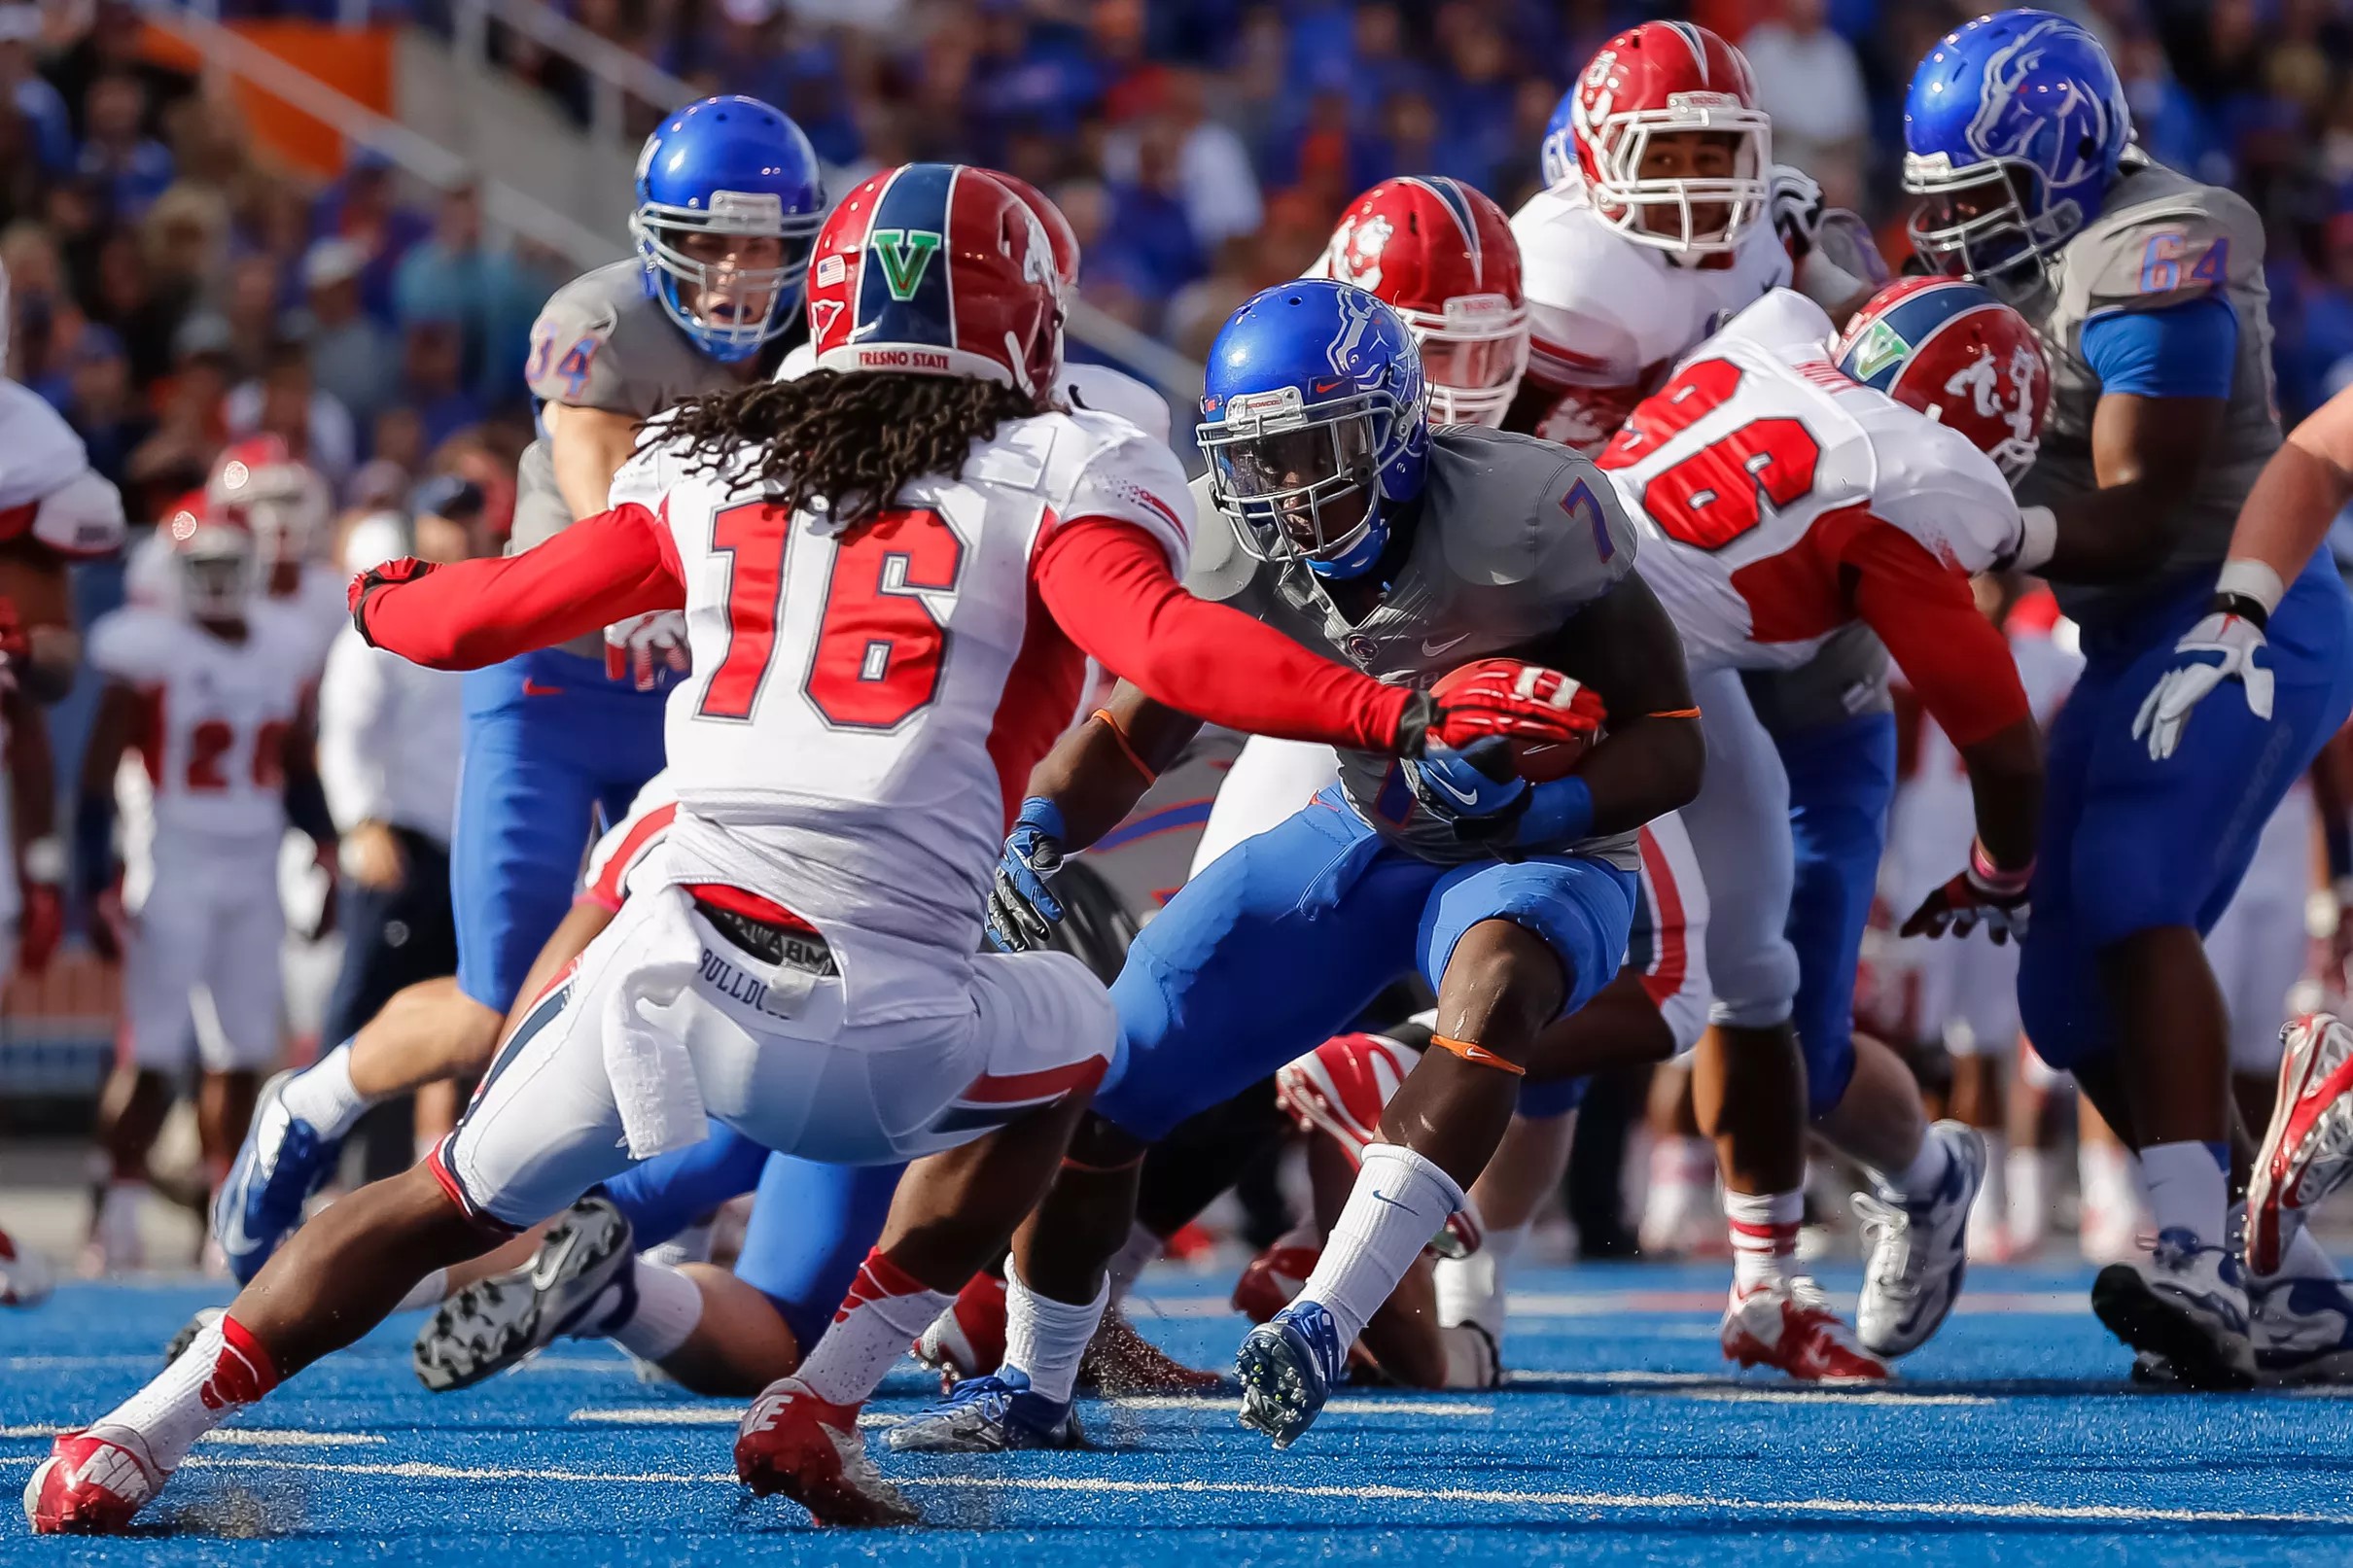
207, 436, 347, 674
25, 165, 1594, 1536
75, 507, 322, 1275
1596, 280, 2051, 1378
1508, 20, 1878, 456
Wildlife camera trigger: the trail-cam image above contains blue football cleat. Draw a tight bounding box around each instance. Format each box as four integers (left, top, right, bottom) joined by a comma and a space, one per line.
883, 1370, 1085, 1452
212, 1068, 341, 1284
1236, 1301, 1345, 1449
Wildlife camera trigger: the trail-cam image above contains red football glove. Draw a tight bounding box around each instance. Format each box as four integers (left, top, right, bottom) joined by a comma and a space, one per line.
1901, 841, 2033, 945
17, 880, 60, 975
349, 557, 439, 644
1402, 657, 1607, 754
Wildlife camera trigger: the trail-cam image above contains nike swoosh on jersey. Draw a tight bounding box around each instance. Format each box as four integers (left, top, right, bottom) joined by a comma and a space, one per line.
1422, 633, 1471, 657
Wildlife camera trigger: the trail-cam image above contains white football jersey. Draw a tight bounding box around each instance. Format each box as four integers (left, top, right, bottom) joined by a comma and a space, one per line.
0, 379, 124, 557
1599, 291, 2022, 678
89, 604, 314, 845
616, 406, 1193, 1022
1510, 184, 1790, 452
774, 342, 1171, 448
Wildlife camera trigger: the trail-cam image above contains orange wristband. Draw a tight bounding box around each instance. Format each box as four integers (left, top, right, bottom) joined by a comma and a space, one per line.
1092, 708, 1158, 784
1431, 1033, 1528, 1076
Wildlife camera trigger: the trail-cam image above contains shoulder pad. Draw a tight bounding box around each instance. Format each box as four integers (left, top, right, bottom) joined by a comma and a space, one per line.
1064, 364, 1172, 446
1869, 414, 2022, 575
1179, 472, 1255, 603
0, 381, 91, 512
2069, 180, 2264, 318
32, 469, 124, 559
1709, 289, 1837, 359
1047, 410, 1194, 576
608, 412, 684, 512
1430, 427, 1637, 597
526, 262, 638, 410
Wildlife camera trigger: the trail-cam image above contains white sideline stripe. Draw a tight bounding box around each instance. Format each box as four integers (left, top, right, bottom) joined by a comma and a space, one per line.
0, 1425, 387, 1446
1127, 1291, 2092, 1323
568, 1397, 1495, 1426
121, 1455, 2353, 1526
1682, 1390, 1995, 1408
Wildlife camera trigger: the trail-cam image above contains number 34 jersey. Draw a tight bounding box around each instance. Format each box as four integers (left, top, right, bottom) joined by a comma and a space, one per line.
1598, 290, 2025, 678
88, 603, 314, 847
611, 405, 1194, 993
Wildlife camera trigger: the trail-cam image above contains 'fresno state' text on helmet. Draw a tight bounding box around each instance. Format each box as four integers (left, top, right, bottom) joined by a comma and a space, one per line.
806, 163, 1065, 400
1836, 275, 2052, 481
1316, 177, 1528, 428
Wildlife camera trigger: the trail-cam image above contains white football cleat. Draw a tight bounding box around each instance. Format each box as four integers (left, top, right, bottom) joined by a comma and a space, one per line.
735, 1376, 917, 1526
1720, 1275, 1889, 1382
1854, 1121, 1985, 1357
2090, 1227, 2254, 1390
2247, 1013, 2353, 1278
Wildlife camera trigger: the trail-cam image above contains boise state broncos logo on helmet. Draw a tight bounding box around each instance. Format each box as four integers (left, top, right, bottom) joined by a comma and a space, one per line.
1964, 14, 2123, 192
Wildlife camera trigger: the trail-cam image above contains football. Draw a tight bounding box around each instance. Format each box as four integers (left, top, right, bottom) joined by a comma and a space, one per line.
1511, 730, 1599, 783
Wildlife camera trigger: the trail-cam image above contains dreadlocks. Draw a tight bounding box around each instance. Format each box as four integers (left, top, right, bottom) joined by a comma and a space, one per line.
650, 369, 1044, 530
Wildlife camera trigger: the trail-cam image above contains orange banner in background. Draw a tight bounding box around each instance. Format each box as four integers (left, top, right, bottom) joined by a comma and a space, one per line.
140, 20, 393, 179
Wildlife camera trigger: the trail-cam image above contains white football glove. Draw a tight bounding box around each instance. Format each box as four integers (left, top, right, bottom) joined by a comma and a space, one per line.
604, 610, 691, 691
1768, 163, 1826, 257
2131, 611, 2274, 761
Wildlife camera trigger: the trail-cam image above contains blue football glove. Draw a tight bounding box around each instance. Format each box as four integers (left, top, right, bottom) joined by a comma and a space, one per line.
985, 796, 1068, 952
1402, 738, 1529, 841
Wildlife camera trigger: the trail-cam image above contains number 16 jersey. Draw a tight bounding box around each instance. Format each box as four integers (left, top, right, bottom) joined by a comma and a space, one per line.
1598, 291, 2024, 678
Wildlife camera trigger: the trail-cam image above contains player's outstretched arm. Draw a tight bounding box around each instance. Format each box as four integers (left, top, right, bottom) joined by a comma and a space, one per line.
1529, 573, 1703, 836
353, 503, 685, 670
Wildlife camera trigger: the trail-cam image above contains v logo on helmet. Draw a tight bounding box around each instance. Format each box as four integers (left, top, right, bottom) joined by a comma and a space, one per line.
870, 228, 942, 301
1846, 320, 1912, 384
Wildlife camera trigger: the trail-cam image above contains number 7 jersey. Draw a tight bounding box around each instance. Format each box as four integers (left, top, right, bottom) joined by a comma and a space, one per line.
1597, 291, 2024, 677
611, 405, 1194, 983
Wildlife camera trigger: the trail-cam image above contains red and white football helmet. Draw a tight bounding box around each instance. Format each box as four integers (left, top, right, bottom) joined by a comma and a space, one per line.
983, 169, 1080, 296
1315, 177, 1528, 427
1563, 22, 1771, 255
207, 436, 330, 567
161, 494, 260, 620
1835, 276, 2052, 482
806, 163, 1064, 398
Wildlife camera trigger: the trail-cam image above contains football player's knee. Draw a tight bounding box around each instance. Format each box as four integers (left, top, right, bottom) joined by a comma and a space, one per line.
1799, 1029, 1857, 1121
1706, 929, 1800, 1032
2015, 936, 2100, 1072
1438, 918, 1568, 1043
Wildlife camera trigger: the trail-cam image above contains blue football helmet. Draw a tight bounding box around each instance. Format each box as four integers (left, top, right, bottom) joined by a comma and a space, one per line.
631, 95, 827, 363
1902, 10, 2131, 294
1196, 281, 1429, 580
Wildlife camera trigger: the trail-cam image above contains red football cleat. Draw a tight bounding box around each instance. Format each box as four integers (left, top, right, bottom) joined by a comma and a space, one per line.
735, 1378, 916, 1527
22, 1426, 164, 1534
1720, 1278, 1890, 1383
911, 1272, 1006, 1389
1277, 1031, 1484, 1258
1232, 1242, 1319, 1326
2248, 1013, 2353, 1278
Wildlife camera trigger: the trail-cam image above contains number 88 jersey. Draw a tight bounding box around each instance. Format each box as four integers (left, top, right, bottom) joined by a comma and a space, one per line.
1596, 290, 2023, 677
613, 405, 1193, 960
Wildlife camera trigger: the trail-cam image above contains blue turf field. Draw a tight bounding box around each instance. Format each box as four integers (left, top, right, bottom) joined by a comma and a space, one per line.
6, 1262, 2352, 1565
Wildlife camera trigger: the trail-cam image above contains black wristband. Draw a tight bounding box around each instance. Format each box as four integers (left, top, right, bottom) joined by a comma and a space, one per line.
1394, 690, 1436, 757
2210, 591, 2269, 632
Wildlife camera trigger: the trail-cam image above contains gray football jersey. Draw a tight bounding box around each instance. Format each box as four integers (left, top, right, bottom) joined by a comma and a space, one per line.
2015, 151, 2279, 627
513, 260, 745, 655
1184, 424, 1643, 868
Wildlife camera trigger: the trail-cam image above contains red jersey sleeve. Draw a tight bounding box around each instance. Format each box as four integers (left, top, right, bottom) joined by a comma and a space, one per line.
358, 502, 685, 671
1835, 517, 2030, 749
1034, 518, 1411, 753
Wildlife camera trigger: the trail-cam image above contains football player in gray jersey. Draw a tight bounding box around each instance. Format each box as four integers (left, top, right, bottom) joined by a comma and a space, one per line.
1905, 12, 2353, 1385
892, 282, 1701, 1453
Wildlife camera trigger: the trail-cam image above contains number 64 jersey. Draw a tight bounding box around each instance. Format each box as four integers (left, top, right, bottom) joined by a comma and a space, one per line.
1598, 291, 2024, 684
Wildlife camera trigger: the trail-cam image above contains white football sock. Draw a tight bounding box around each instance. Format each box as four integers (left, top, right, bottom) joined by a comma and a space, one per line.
1001, 1260, 1106, 1405
1298, 1143, 1465, 1348
393, 1268, 449, 1313
2006, 1146, 2048, 1250
105, 1313, 278, 1471
2078, 1137, 2139, 1217
277, 1041, 372, 1141
1106, 1222, 1165, 1302
597, 1258, 704, 1362
1726, 1188, 1802, 1291
1879, 1127, 1956, 1202
2139, 1141, 2230, 1249
1434, 1217, 1526, 1342
794, 1248, 951, 1409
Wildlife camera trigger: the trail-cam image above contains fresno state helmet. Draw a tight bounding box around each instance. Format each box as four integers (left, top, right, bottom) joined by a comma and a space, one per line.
1315, 177, 1528, 428
162, 494, 260, 620
983, 169, 1080, 296
1562, 22, 1771, 255
805, 163, 1063, 399
1836, 276, 2051, 481
207, 436, 330, 566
